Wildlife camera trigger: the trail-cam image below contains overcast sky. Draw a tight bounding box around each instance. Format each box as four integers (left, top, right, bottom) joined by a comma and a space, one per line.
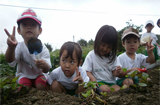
0, 0, 160, 53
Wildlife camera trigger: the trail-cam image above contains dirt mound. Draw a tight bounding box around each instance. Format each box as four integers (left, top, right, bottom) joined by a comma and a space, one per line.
2, 69, 160, 105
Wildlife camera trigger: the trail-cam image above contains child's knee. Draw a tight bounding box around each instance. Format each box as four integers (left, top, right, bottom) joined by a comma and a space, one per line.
51, 80, 65, 93
36, 83, 47, 90
100, 85, 112, 93
123, 78, 134, 86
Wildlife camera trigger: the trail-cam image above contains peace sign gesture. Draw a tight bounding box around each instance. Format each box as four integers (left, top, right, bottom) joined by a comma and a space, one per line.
146, 39, 155, 53
73, 67, 83, 84
4, 26, 17, 48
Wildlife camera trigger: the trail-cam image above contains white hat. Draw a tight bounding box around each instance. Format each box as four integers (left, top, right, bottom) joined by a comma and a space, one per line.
145, 20, 154, 27
17, 8, 41, 25
121, 27, 140, 40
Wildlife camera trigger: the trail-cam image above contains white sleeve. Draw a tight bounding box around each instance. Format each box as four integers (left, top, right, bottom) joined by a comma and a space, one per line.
47, 69, 57, 85
139, 54, 150, 67
117, 55, 123, 67
82, 52, 93, 72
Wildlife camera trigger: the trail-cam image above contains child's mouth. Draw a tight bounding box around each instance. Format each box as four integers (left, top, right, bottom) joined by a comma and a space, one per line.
27, 31, 32, 33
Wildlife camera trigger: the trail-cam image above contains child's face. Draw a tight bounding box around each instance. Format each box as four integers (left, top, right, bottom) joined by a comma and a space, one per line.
17, 18, 42, 45
145, 24, 154, 32
122, 37, 140, 54
60, 49, 79, 77
99, 42, 112, 56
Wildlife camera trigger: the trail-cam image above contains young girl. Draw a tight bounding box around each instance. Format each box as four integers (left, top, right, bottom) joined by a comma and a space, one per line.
47, 42, 89, 95
82, 25, 123, 93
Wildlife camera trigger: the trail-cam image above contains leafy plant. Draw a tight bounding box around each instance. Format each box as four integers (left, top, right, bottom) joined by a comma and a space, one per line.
79, 81, 107, 105
0, 76, 23, 104
0, 64, 16, 77
124, 69, 150, 90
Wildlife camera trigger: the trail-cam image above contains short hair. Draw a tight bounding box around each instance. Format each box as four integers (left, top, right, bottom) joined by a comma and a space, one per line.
122, 34, 140, 43
59, 41, 82, 66
94, 25, 118, 63
17, 18, 41, 29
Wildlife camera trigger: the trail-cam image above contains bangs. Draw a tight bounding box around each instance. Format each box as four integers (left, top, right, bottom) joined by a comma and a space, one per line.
101, 30, 118, 48
64, 44, 74, 60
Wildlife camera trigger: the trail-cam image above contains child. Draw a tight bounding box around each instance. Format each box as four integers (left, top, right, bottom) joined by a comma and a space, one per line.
82, 25, 123, 93
116, 27, 155, 87
4, 8, 51, 90
47, 41, 89, 95
140, 20, 159, 61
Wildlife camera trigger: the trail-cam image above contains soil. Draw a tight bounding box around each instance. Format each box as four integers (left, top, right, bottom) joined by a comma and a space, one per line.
2, 68, 160, 105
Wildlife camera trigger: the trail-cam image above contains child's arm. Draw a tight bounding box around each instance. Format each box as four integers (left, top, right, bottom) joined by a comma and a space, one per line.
73, 67, 85, 94
113, 66, 139, 78
86, 71, 97, 82
34, 59, 50, 73
146, 39, 155, 63
4, 26, 18, 63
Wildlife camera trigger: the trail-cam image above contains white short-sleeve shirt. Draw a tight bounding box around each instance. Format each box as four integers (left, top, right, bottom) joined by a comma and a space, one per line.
8, 41, 51, 83
47, 66, 89, 90
82, 50, 120, 83
117, 52, 149, 80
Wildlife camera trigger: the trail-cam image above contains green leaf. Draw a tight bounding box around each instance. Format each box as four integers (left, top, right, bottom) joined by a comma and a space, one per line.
82, 89, 92, 98
131, 84, 137, 88
122, 68, 127, 72
0, 77, 8, 83
120, 85, 128, 89
138, 83, 147, 87
127, 70, 138, 78
12, 77, 19, 82
141, 73, 149, 81
82, 93, 87, 98
110, 87, 115, 91
11, 82, 17, 89
3, 84, 11, 89
86, 89, 92, 96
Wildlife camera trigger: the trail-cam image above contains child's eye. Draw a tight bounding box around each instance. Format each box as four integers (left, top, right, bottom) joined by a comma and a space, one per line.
134, 41, 137, 43
101, 43, 106, 46
32, 23, 35, 26
62, 60, 66, 62
70, 61, 74, 64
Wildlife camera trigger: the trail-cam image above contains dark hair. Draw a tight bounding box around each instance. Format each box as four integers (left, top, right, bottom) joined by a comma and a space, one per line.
122, 34, 140, 43
17, 18, 41, 29
157, 19, 160, 28
59, 41, 82, 66
94, 25, 118, 63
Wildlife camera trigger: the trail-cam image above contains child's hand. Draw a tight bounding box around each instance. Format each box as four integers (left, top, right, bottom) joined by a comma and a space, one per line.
146, 39, 155, 53
73, 67, 83, 84
116, 66, 123, 74
131, 67, 141, 74
4, 26, 17, 48
34, 59, 46, 69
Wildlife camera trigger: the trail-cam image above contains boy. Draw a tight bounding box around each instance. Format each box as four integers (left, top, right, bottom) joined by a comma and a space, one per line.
4, 8, 51, 90
47, 42, 89, 95
116, 27, 155, 86
140, 20, 159, 61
